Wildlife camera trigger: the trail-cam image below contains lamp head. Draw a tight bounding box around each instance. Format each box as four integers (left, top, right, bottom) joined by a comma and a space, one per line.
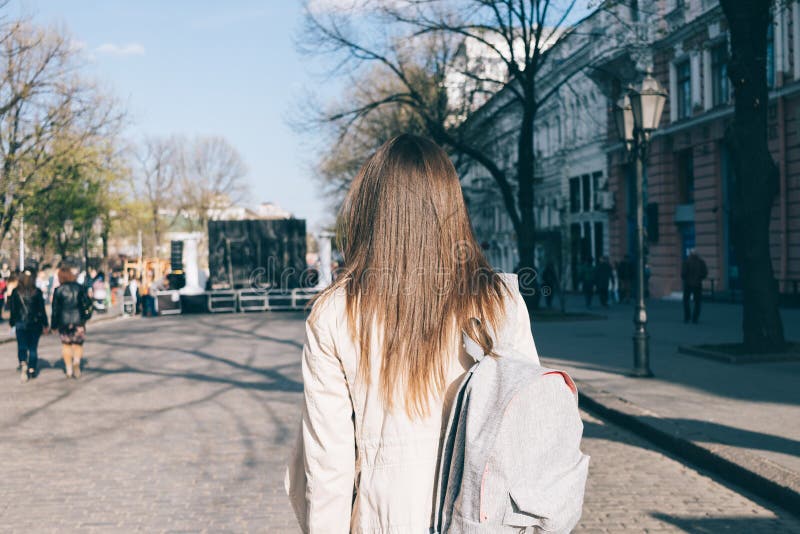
629, 71, 667, 133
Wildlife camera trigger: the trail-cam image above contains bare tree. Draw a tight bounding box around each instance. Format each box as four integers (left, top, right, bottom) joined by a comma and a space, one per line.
315, 66, 429, 211
303, 0, 615, 308
719, 0, 786, 352
180, 135, 248, 232
134, 136, 183, 256
0, 20, 124, 249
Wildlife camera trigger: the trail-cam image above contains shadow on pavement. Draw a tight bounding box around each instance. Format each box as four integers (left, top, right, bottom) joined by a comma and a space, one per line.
637, 416, 800, 460
651, 513, 797, 532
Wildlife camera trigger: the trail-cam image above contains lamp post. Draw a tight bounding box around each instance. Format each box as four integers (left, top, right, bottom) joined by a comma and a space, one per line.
63, 219, 74, 263
614, 71, 667, 378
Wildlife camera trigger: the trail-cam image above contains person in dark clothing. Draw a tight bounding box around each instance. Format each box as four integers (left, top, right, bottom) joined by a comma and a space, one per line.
681, 250, 708, 323
51, 267, 92, 378
579, 257, 595, 308
594, 256, 613, 308
9, 270, 49, 382
542, 261, 559, 309
616, 255, 633, 304
0, 276, 7, 323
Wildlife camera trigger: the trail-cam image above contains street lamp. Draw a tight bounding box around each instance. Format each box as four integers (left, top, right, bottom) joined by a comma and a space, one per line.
92, 216, 104, 236
614, 70, 667, 378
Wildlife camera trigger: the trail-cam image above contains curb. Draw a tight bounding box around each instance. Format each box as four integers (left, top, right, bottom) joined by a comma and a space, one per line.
575, 379, 800, 516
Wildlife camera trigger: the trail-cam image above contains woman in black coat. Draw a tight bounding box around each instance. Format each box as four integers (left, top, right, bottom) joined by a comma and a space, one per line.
51, 267, 92, 379
9, 270, 49, 382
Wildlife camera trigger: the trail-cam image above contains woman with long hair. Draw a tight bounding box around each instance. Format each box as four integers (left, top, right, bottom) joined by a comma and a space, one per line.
51, 267, 92, 378
9, 270, 49, 382
286, 135, 540, 533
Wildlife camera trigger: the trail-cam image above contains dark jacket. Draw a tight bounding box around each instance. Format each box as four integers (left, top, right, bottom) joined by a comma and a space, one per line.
681, 254, 708, 287
51, 281, 91, 330
9, 288, 48, 331
594, 260, 613, 287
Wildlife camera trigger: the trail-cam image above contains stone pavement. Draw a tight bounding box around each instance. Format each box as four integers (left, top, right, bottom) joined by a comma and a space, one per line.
1, 312, 798, 532
533, 295, 800, 509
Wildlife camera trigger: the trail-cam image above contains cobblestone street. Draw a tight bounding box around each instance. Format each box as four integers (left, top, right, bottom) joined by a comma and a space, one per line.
0, 313, 797, 533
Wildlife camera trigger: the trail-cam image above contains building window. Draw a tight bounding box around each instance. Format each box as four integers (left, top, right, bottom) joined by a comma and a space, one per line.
555, 117, 562, 145
711, 43, 729, 106
767, 21, 775, 88
581, 174, 591, 212
677, 149, 694, 203
569, 177, 580, 213
676, 59, 691, 119
592, 172, 603, 210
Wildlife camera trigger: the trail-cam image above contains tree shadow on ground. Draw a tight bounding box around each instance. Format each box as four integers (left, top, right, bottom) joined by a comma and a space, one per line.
651, 513, 799, 533
636, 416, 800, 460
535, 297, 800, 408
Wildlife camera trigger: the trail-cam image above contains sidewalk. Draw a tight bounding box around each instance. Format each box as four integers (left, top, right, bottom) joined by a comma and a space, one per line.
533, 295, 800, 511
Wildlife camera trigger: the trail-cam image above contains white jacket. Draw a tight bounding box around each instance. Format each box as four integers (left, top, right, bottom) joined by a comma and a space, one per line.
286, 273, 538, 534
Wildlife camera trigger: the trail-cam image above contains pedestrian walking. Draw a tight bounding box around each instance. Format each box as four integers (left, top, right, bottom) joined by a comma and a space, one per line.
542, 261, 559, 308
594, 256, 613, 308
9, 270, 49, 382
616, 254, 633, 304
124, 272, 140, 315
681, 249, 708, 323
579, 257, 595, 308
4, 272, 18, 321
51, 267, 92, 379
0, 276, 7, 323
285, 135, 585, 533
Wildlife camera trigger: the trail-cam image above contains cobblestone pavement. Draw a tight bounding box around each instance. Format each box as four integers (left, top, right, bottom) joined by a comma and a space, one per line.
0, 314, 797, 533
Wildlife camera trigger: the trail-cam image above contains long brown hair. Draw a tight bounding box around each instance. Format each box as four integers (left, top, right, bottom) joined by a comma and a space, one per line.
17, 270, 36, 297
314, 134, 508, 417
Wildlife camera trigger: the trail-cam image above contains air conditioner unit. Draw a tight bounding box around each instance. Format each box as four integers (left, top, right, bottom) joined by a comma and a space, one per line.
597, 191, 615, 211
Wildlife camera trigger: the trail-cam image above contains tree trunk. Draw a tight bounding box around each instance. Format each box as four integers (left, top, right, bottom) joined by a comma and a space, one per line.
516, 99, 539, 310
720, 0, 786, 352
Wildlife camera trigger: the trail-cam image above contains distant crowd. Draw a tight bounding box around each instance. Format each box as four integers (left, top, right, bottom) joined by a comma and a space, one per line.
2, 263, 106, 383
540, 250, 708, 323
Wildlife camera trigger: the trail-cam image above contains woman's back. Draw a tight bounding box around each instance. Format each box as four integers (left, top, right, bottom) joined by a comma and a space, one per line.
289, 273, 537, 533
285, 135, 540, 534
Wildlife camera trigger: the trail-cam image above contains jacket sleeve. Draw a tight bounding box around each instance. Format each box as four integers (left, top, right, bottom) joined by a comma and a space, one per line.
79, 287, 92, 323
298, 310, 356, 533
51, 290, 61, 330
8, 290, 17, 328
37, 290, 49, 328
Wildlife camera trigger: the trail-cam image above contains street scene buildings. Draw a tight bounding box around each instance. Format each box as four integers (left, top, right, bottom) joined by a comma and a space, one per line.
0, 1, 798, 533
465, 0, 800, 300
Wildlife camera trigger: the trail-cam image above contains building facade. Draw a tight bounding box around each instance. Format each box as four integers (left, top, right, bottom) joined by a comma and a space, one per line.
463, 0, 800, 299
606, 0, 800, 298
461, 3, 642, 284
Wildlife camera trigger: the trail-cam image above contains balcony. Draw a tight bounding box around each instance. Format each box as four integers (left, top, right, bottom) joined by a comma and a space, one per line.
665, 5, 687, 32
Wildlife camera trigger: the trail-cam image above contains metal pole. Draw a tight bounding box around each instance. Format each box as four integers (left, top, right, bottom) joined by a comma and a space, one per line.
83, 225, 88, 272
632, 134, 653, 377
19, 202, 24, 271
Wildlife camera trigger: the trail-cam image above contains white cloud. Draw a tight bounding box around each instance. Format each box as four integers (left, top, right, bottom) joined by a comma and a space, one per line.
94, 42, 146, 57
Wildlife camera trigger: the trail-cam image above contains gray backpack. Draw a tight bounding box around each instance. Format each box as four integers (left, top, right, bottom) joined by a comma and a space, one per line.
433, 334, 589, 533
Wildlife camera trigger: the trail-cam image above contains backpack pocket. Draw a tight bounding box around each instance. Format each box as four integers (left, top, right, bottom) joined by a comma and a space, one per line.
503, 450, 590, 532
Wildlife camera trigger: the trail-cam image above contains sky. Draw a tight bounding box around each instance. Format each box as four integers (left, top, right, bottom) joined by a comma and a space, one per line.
11, 0, 332, 230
